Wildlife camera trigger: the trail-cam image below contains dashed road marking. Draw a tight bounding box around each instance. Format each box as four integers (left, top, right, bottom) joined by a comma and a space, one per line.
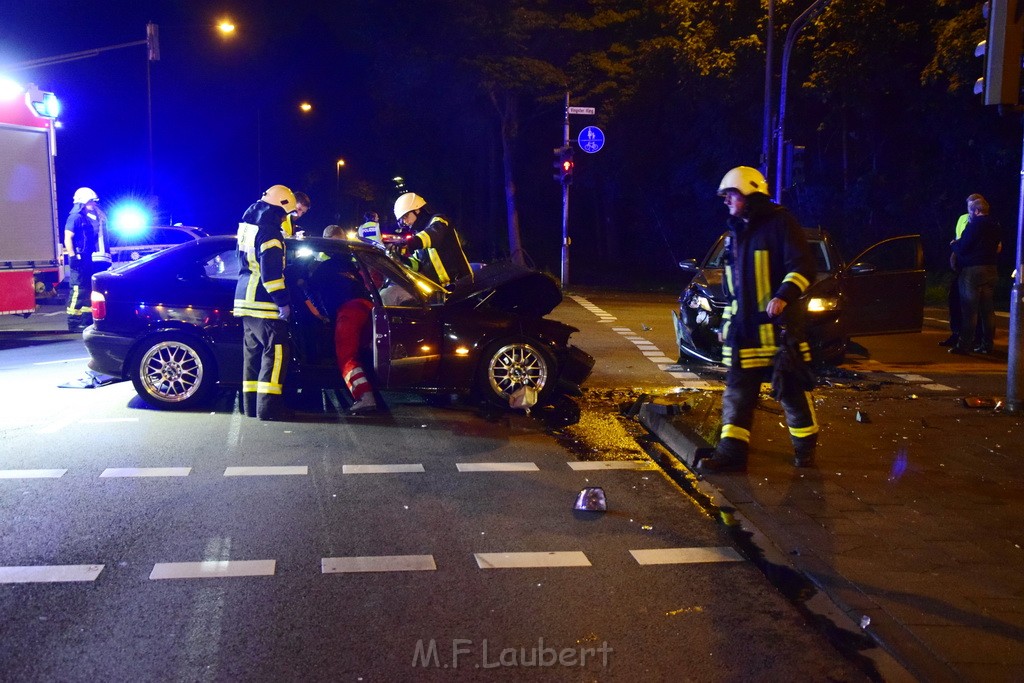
474, 551, 592, 569
343, 464, 425, 474
630, 547, 744, 565
100, 467, 192, 478
0, 469, 67, 479
322, 555, 437, 573
456, 462, 539, 472
223, 466, 308, 476
79, 417, 139, 424
149, 560, 276, 580
0, 564, 104, 583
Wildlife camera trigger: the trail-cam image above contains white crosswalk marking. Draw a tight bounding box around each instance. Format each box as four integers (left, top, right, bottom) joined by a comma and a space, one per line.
223, 466, 308, 476
456, 462, 539, 472
149, 560, 276, 580
100, 467, 191, 477
630, 547, 744, 565
475, 551, 592, 569
0, 564, 104, 583
322, 555, 437, 573
0, 469, 67, 478
342, 464, 425, 474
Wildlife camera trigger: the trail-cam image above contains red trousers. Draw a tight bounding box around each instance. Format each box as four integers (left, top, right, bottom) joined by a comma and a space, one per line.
334, 298, 374, 401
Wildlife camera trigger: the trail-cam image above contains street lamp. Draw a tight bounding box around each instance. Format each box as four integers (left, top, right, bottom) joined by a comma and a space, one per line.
216, 19, 236, 36
299, 101, 313, 113
336, 158, 346, 193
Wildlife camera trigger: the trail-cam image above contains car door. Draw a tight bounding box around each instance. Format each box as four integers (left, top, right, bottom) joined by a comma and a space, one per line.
356, 251, 442, 389
839, 235, 925, 337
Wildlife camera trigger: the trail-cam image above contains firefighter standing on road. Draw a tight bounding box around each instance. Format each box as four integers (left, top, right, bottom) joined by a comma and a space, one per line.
64, 187, 105, 331
697, 167, 819, 473
394, 192, 473, 286
233, 185, 297, 421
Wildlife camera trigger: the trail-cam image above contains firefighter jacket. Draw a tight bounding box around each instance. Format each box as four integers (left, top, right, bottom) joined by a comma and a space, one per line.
721, 195, 816, 369
64, 204, 101, 262
407, 214, 473, 286
233, 201, 290, 319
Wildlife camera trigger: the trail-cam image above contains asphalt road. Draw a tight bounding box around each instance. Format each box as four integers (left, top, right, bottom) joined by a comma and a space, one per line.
0, 301, 873, 680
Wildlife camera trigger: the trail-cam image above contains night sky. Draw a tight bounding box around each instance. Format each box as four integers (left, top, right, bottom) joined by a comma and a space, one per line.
2, 1, 433, 240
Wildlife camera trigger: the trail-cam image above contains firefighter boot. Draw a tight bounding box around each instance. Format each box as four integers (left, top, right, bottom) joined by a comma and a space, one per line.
696, 437, 748, 473
792, 434, 817, 468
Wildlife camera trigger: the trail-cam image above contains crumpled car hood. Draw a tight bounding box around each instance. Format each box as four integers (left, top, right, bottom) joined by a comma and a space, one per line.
446, 261, 562, 317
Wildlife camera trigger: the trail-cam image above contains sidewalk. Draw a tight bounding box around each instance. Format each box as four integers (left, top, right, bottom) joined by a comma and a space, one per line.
638, 380, 1024, 682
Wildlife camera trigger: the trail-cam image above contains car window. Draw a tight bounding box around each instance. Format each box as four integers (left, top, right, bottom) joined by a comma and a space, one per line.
809, 240, 833, 273
203, 249, 240, 280
705, 236, 728, 267
852, 236, 922, 272
356, 251, 422, 306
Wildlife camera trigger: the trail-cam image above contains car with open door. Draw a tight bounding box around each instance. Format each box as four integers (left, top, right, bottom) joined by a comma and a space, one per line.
672, 229, 925, 366
83, 236, 593, 410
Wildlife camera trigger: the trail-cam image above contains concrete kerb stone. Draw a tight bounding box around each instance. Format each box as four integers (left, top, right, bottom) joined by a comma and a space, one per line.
638, 399, 919, 682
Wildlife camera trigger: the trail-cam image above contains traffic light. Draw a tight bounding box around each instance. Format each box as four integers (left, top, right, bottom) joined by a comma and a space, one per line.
553, 145, 574, 184
784, 142, 806, 188
974, 0, 1023, 106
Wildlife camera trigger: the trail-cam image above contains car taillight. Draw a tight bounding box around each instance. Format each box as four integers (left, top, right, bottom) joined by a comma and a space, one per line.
91, 291, 106, 320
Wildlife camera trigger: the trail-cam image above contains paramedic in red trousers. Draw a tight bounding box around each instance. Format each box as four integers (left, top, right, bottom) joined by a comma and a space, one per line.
63, 187, 106, 331
393, 192, 473, 286
233, 185, 297, 421
307, 255, 378, 413
697, 167, 820, 473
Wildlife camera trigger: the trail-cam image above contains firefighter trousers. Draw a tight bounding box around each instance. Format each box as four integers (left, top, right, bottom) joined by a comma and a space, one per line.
241, 316, 290, 419
66, 261, 95, 330
719, 364, 818, 457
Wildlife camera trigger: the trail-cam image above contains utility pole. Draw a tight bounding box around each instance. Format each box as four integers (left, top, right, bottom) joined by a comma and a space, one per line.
774, 0, 829, 202
1006, 119, 1024, 413
561, 92, 571, 289
760, 0, 775, 178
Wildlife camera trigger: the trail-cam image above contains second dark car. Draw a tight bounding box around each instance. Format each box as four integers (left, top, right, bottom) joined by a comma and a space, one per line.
84, 236, 593, 410
673, 229, 925, 366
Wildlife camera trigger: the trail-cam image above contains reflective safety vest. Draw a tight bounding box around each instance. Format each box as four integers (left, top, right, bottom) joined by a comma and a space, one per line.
357, 220, 382, 243
233, 201, 290, 319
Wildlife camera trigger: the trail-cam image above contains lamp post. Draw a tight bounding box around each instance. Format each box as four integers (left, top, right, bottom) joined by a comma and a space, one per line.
336, 158, 346, 193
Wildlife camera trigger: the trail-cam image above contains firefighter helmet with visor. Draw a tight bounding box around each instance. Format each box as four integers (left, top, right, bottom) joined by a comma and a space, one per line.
717, 166, 769, 197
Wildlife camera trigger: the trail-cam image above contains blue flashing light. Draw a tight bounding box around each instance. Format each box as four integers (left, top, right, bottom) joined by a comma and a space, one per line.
0, 77, 24, 101
31, 92, 60, 118
109, 203, 150, 237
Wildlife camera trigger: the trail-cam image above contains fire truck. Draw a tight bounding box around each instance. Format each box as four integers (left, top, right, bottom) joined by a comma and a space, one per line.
0, 79, 62, 316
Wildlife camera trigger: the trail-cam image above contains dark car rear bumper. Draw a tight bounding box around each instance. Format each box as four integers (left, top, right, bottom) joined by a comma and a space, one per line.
82, 326, 134, 378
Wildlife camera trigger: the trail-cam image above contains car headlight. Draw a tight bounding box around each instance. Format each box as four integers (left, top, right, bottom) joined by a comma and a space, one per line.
807, 296, 838, 312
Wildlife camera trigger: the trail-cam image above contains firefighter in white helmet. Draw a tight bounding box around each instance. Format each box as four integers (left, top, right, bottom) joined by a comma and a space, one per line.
697, 166, 819, 473
233, 184, 297, 421
64, 187, 106, 331
393, 192, 473, 286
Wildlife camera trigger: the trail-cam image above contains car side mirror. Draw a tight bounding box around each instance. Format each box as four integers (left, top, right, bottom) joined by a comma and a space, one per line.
848, 262, 876, 275
679, 259, 698, 273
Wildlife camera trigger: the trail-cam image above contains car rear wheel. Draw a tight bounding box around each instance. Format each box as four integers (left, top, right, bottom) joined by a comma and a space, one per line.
476, 338, 556, 408
131, 332, 216, 409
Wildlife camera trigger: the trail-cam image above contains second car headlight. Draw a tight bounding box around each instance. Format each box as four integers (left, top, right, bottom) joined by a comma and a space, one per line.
806, 296, 839, 312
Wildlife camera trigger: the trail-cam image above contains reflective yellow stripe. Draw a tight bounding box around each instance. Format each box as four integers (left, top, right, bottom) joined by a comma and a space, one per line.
789, 423, 819, 438
256, 381, 282, 395
264, 277, 285, 292
783, 271, 810, 292
722, 425, 751, 442
416, 230, 432, 249
738, 346, 778, 359
242, 381, 259, 392
427, 249, 450, 285
270, 343, 284, 387
260, 239, 283, 253
67, 285, 79, 315
738, 357, 773, 369
233, 299, 279, 311
755, 250, 770, 311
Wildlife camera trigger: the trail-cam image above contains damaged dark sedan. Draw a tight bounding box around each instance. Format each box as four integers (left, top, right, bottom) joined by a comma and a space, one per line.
673, 229, 925, 366
83, 236, 594, 410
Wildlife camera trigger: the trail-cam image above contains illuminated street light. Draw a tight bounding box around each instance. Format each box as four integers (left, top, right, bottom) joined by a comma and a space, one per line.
217, 19, 236, 36
336, 158, 346, 193
299, 102, 312, 113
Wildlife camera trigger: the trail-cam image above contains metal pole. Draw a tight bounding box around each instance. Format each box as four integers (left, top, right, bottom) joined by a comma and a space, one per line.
1005, 116, 1024, 413
774, 0, 829, 202
560, 91, 571, 289
760, 0, 775, 177
146, 57, 154, 196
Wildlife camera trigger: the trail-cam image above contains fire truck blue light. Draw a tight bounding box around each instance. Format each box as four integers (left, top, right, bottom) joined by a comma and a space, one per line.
109, 203, 150, 237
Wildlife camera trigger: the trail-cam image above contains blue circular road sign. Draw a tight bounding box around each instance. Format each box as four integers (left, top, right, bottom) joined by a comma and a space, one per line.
578, 126, 605, 153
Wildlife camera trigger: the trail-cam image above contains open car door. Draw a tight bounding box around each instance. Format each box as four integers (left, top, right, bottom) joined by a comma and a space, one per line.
839, 235, 925, 337
356, 250, 442, 389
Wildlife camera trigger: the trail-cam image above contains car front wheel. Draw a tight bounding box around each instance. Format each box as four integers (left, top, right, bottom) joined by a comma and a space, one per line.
476, 338, 556, 408
131, 332, 216, 409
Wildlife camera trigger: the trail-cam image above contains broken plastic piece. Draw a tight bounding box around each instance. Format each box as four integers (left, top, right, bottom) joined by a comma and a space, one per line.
574, 487, 607, 512
962, 396, 999, 409
856, 410, 870, 423
509, 385, 538, 410
860, 615, 871, 630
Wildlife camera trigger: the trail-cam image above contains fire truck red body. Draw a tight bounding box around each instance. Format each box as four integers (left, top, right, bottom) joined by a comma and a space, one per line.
0, 81, 62, 316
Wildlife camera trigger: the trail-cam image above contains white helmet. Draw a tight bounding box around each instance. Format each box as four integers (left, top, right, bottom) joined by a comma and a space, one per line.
394, 192, 426, 220
262, 184, 296, 211
718, 166, 769, 197
73, 187, 99, 204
